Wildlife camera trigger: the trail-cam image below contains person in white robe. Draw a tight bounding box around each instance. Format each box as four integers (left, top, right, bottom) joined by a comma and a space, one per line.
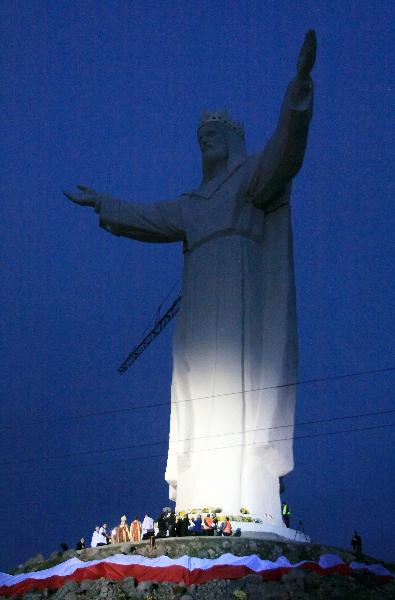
90, 526, 100, 548
65, 31, 316, 527
141, 514, 155, 539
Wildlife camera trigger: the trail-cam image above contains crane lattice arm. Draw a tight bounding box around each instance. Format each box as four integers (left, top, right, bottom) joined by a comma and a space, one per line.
118, 295, 182, 374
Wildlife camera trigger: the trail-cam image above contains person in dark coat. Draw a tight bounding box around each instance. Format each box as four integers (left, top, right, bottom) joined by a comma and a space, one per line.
168, 511, 177, 537
175, 516, 182, 537
213, 514, 219, 535
157, 511, 168, 538
351, 531, 362, 555
76, 538, 86, 551
180, 513, 190, 537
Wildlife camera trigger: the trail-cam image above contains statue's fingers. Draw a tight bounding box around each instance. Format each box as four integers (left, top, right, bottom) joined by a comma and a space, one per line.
63, 190, 76, 201
63, 190, 90, 206
301, 30, 314, 52
305, 29, 316, 41
305, 30, 317, 57
77, 184, 96, 195
309, 31, 317, 55
297, 30, 316, 75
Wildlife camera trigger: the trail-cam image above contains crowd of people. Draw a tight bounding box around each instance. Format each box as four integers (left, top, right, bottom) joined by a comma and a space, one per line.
82, 510, 239, 549
74, 499, 293, 550
73, 509, 363, 558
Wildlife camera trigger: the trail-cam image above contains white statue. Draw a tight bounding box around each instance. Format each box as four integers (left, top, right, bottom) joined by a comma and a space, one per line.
65, 31, 316, 528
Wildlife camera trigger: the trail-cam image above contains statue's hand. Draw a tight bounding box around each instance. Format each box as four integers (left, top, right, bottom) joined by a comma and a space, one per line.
63, 185, 100, 208
296, 29, 316, 79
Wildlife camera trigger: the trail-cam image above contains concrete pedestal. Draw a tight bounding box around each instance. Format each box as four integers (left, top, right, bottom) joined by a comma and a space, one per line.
233, 519, 310, 543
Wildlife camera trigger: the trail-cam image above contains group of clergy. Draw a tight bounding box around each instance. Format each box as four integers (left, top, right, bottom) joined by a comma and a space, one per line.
90, 515, 155, 547
90, 510, 235, 547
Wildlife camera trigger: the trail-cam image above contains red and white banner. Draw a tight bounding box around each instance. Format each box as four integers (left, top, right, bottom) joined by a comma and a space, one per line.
0, 552, 393, 597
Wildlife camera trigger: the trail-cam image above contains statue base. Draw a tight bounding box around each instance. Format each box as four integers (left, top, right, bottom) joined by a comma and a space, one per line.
231, 519, 310, 543
182, 510, 310, 543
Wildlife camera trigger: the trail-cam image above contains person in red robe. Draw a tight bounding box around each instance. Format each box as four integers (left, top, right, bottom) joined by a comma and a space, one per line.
116, 515, 130, 543
130, 517, 142, 542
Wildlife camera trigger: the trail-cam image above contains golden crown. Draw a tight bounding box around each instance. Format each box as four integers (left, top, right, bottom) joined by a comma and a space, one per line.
198, 110, 245, 138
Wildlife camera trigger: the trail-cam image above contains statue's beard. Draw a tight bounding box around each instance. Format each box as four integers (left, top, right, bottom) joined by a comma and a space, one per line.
202, 148, 228, 168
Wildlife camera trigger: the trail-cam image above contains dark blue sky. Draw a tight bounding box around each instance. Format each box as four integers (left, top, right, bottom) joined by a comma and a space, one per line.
1, 0, 394, 571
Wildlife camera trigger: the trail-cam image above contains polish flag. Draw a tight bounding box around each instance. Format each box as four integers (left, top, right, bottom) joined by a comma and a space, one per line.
0, 553, 393, 597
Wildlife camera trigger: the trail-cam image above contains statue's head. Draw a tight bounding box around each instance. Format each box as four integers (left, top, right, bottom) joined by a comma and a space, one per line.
198, 122, 228, 166
198, 110, 247, 175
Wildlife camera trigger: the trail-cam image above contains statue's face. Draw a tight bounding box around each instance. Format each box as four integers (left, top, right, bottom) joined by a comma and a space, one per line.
198, 123, 228, 164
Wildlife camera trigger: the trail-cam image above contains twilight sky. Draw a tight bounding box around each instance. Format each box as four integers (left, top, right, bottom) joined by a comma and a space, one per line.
1, 0, 394, 571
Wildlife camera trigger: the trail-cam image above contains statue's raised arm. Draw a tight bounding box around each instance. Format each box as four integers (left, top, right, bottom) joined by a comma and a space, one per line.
249, 30, 317, 209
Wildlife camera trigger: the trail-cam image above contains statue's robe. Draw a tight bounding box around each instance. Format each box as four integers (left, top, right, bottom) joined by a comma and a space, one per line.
98, 79, 313, 524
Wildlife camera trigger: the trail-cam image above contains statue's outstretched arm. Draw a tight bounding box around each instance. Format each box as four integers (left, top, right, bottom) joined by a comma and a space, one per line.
249, 31, 316, 208
63, 184, 99, 207
63, 186, 186, 243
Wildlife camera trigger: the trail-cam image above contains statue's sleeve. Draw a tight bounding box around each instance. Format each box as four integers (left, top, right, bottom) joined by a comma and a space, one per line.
248, 77, 313, 208
96, 196, 186, 243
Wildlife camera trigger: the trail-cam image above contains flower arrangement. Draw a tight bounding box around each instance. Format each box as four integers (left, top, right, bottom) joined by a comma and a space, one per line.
227, 515, 262, 523
177, 507, 262, 523
190, 507, 222, 514
233, 590, 247, 599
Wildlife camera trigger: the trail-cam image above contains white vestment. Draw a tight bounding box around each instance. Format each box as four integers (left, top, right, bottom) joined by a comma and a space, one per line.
90, 530, 99, 548
98, 80, 313, 524
141, 516, 155, 534
97, 527, 107, 545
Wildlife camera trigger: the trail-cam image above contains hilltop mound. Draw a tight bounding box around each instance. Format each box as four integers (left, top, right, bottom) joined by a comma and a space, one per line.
3, 536, 394, 599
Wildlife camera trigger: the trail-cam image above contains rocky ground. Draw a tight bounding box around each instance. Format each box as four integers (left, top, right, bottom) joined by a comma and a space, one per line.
3, 537, 394, 599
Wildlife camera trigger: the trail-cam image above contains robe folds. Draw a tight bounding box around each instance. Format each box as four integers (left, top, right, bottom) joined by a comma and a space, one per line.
98, 80, 313, 524
130, 520, 142, 542
116, 524, 130, 544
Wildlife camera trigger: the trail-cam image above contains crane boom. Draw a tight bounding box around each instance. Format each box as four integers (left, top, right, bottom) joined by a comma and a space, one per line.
118, 295, 182, 374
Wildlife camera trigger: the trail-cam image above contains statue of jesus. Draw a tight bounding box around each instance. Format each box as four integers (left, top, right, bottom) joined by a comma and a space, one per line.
65, 31, 316, 529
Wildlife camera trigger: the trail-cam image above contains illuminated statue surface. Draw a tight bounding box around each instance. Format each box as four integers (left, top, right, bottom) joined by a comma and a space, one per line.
65, 32, 316, 530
